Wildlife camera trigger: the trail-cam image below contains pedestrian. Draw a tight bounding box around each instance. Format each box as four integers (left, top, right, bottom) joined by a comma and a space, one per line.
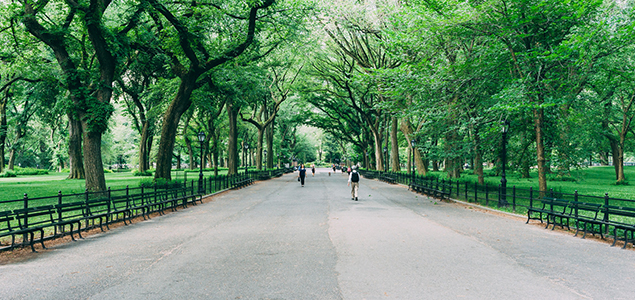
332, 164, 336, 173
298, 164, 307, 187
348, 166, 360, 201
311, 164, 316, 177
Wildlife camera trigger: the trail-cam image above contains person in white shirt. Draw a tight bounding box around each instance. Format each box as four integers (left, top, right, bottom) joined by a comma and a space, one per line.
347, 166, 360, 201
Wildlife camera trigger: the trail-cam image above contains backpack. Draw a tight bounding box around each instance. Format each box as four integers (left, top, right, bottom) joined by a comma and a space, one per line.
351, 171, 359, 182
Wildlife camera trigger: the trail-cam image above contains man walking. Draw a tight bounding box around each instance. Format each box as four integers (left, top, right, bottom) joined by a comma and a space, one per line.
348, 166, 360, 201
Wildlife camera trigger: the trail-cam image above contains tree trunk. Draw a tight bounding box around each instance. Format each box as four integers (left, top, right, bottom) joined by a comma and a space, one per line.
155, 71, 199, 180
390, 117, 400, 172
68, 115, 85, 179
266, 122, 274, 169
0, 95, 6, 173
7, 148, 16, 170
82, 130, 106, 192
146, 135, 153, 171
373, 129, 384, 171
256, 128, 264, 170
185, 138, 194, 170
139, 121, 150, 173
227, 100, 239, 175
534, 108, 548, 193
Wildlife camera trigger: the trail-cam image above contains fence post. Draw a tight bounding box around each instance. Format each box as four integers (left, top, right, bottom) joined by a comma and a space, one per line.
529, 187, 533, 209
604, 192, 609, 234
456, 180, 460, 198
574, 190, 579, 221
474, 182, 478, 203
512, 186, 516, 212
23, 193, 29, 242
465, 182, 468, 202
57, 191, 63, 223
485, 183, 489, 206
107, 187, 112, 221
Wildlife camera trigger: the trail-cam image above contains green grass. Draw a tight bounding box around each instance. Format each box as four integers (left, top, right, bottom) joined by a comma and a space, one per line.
0, 170, 228, 202
421, 166, 635, 200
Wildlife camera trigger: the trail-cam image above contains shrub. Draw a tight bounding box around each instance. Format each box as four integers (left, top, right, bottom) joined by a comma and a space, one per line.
139, 178, 183, 189
0, 170, 17, 177
133, 170, 153, 176
14, 167, 49, 175
547, 174, 578, 182
104, 169, 113, 173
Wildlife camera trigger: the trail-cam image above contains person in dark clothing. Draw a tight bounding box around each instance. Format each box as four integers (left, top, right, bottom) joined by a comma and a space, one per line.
298, 164, 307, 187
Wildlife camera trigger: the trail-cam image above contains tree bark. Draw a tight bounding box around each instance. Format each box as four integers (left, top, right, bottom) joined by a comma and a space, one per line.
155, 72, 199, 180
139, 121, 150, 173
266, 122, 274, 169
82, 130, 106, 192
0, 95, 7, 173
534, 107, 548, 193
390, 117, 400, 172
227, 100, 239, 175
67, 114, 85, 179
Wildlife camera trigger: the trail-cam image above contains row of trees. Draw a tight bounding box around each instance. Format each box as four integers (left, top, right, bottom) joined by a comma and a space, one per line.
0, 0, 317, 191
302, 0, 635, 191
1, 0, 634, 193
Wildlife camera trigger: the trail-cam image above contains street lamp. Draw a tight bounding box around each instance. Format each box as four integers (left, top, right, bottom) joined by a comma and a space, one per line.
197, 131, 206, 194
383, 146, 387, 172
244, 143, 249, 173
500, 120, 510, 207
263, 149, 267, 170
411, 139, 416, 184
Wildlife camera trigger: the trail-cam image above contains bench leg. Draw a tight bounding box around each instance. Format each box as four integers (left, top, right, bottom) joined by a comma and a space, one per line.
39, 229, 46, 250
611, 227, 618, 247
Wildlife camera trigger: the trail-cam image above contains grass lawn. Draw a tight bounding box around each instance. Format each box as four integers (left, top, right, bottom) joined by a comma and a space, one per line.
0, 170, 227, 203
428, 166, 635, 200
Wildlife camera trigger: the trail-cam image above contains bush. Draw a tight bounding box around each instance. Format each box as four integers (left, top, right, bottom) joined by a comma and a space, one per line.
0, 170, 17, 177
104, 169, 113, 173
14, 167, 49, 175
133, 170, 153, 176
139, 178, 183, 189
547, 174, 578, 182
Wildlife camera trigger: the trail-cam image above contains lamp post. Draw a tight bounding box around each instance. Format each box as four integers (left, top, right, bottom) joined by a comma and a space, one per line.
197, 131, 205, 194
411, 139, 416, 184
500, 120, 510, 207
263, 149, 267, 170
244, 143, 249, 174
383, 146, 387, 172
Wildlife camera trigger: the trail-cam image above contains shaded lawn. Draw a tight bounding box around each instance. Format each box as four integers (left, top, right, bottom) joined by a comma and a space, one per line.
0, 170, 226, 203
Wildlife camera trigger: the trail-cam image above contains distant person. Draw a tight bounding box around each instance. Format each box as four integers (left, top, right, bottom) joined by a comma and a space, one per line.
298, 164, 307, 187
348, 166, 360, 201
347, 166, 351, 175
311, 164, 316, 177
332, 164, 336, 172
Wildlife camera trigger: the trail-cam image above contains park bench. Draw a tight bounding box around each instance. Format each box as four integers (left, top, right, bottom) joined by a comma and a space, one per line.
231, 176, 253, 189
0, 211, 16, 249
55, 201, 88, 240
110, 193, 133, 225
380, 175, 396, 184
14, 205, 57, 252
84, 198, 111, 232
570, 201, 604, 239
527, 198, 570, 230
409, 181, 450, 201
601, 205, 635, 248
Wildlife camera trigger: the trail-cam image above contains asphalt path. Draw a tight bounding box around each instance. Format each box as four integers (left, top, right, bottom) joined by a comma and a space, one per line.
1, 168, 635, 299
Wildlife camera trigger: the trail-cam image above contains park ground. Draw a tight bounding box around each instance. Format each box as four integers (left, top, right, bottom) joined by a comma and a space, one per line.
1, 169, 634, 299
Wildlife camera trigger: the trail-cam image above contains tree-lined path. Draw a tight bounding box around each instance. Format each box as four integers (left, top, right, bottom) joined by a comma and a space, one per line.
2, 171, 635, 299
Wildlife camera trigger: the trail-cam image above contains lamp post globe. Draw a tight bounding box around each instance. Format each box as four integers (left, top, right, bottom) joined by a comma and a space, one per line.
197, 131, 206, 194
383, 146, 387, 172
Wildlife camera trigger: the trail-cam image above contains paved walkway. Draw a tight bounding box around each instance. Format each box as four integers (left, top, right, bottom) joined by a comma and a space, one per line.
1, 169, 634, 299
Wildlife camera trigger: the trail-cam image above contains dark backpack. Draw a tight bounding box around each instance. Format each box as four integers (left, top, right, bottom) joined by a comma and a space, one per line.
351, 171, 359, 182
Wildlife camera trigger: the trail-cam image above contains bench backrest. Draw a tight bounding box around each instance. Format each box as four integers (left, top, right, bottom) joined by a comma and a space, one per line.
540, 198, 569, 212
14, 205, 56, 229
0, 211, 15, 235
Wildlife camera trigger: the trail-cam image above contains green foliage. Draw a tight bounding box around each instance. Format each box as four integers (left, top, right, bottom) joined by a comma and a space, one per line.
104, 169, 113, 174
0, 170, 17, 177
133, 170, 153, 176
14, 167, 49, 175
139, 178, 183, 189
